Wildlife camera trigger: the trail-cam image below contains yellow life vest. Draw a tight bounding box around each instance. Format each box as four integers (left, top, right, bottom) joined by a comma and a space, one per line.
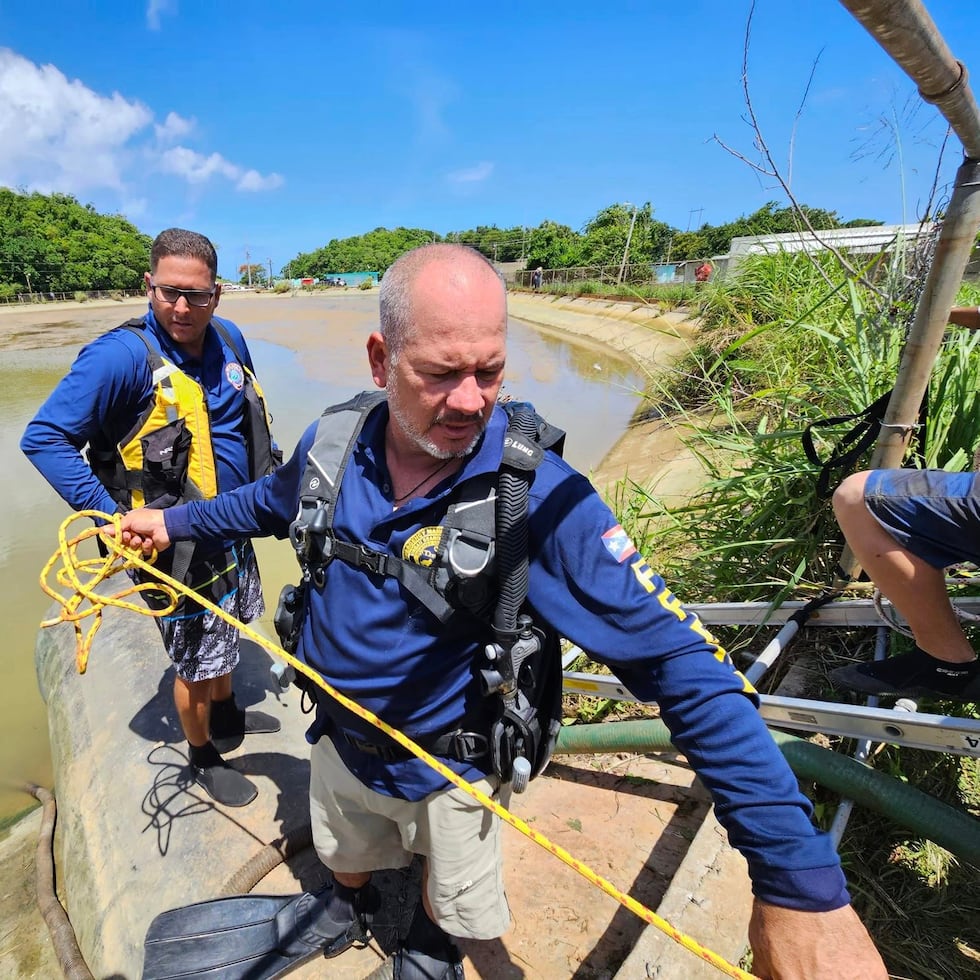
91, 319, 277, 512
88, 319, 279, 612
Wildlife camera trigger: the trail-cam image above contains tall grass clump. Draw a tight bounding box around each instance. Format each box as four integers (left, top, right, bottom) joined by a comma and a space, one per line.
617, 239, 980, 605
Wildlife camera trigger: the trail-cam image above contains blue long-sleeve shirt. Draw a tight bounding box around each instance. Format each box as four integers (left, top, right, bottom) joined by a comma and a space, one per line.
164, 400, 849, 912
21, 307, 257, 515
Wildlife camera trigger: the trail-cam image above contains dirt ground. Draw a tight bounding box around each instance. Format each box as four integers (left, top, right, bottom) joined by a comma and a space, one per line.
0, 295, 149, 350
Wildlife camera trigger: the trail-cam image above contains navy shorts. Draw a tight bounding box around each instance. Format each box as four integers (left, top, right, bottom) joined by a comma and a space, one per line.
864, 469, 980, 570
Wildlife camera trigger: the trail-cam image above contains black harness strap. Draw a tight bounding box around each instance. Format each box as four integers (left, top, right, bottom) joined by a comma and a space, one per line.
802, 388, 928, 498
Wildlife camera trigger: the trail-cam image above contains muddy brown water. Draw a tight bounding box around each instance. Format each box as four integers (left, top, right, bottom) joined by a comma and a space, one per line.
0, 292, 645, 823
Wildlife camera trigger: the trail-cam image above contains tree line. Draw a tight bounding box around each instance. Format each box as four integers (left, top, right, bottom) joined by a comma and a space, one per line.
0, 189, 151, 298
0, 187, 885, 296
287, 201, 884, 280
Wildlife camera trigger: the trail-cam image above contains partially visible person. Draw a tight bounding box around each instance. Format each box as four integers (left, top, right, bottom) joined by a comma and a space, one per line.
832, 470, 980, 700
530, 266, 543, 290
695, 260, 713, 283
831, 305, 980, 701
21, 227, 281, 807
119, 244, 886, 979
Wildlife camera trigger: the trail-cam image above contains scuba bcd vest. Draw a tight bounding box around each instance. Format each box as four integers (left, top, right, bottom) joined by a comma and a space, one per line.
274, 391, 566, 791
88, 317, 280, 608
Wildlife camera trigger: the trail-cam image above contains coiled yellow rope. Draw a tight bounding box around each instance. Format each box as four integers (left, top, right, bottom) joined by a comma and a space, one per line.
40, 511, 756, 980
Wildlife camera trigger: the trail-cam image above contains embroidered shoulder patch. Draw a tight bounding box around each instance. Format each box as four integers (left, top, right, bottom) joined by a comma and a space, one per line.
601, 524, 637, 563
402, 526, 443, 567
225, 362, 245, 390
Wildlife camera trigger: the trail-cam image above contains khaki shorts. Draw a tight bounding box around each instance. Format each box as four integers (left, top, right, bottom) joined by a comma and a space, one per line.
309, 736, 512, 939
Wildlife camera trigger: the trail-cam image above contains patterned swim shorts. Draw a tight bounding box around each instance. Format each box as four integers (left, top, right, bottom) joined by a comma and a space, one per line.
151, 541, 265, 682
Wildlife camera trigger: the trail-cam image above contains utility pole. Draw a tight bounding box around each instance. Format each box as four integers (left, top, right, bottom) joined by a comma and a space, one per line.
268, 257, 273, 285
617, 206, 639, 284
245, 246, 252, 287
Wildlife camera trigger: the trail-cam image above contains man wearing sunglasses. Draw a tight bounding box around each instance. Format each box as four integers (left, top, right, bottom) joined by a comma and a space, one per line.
22, 227, 281, 808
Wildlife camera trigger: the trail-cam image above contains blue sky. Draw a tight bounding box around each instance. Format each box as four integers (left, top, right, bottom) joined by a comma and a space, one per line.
0, 0, 976, 280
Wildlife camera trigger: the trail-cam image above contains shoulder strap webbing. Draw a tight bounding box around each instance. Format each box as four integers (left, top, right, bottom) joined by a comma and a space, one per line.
291, 391, 455, 621
120, 320, 181, 389
802, 388, 928, 498
211, 319, 245, 366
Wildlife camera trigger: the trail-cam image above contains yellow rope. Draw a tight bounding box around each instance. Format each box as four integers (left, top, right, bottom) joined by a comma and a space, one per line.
40, 511, 757, 980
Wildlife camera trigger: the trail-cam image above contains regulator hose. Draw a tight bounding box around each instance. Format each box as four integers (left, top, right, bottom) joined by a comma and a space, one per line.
554, 721, 980, 866
24, 783, 94, 980
492, 409, 536, 635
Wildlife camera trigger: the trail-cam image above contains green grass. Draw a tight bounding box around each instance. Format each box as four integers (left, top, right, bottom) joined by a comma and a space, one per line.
518, 278, 697, 309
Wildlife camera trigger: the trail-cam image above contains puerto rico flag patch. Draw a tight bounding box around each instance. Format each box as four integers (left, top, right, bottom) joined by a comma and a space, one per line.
601, 524, 637, 563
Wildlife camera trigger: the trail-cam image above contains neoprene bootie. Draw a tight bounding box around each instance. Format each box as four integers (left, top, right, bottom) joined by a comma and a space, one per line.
830, 646, 980, 702
210, 693, 281, 753
188, 741, 257, 807
391, 904, 465, 979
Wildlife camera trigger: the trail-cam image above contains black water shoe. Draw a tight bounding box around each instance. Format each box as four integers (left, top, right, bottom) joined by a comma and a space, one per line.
210, 693, 281, 753
189, 741, 258, 807
830, 646, 980, 702
386, 902, 465, 979
391, 946, 465, 980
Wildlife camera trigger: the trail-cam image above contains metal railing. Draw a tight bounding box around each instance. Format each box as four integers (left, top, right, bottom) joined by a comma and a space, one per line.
0, 288, 145, 306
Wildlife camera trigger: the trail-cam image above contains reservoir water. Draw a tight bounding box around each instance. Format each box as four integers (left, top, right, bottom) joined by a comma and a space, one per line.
0, 292, 643, 822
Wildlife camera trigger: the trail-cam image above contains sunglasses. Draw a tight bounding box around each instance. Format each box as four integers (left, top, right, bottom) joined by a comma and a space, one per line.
150, 283, 216, 308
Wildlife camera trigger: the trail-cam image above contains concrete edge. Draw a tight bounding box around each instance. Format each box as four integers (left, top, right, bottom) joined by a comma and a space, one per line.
614, 807, 752, 979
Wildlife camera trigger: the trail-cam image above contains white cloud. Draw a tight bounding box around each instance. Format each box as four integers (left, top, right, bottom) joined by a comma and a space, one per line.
0, 49, 152, 194
155, 110, 194, 144
447, 161, 494, 185
0, 49, 284, 200
146, 0, 177, 31
158, 146, 283, 192
236, 169, 285, 192
159, 147, 241, 184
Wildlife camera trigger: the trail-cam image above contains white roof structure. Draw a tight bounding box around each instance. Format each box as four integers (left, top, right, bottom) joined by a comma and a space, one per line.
728, 222, 937, 259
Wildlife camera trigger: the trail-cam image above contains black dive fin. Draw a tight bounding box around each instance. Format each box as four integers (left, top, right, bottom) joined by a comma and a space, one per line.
141, 885, 371, 980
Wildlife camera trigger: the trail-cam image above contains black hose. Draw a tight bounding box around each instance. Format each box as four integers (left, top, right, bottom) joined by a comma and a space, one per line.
24, 783, 94, 980
492, 410, 536, 635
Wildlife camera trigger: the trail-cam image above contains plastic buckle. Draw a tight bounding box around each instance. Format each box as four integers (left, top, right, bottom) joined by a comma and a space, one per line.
448, 731, 489, 761
357, 545, 387, 576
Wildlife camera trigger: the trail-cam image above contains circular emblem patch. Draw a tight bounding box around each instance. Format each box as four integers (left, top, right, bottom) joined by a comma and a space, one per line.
225, 362, 245, 390
402, 526, 443, 567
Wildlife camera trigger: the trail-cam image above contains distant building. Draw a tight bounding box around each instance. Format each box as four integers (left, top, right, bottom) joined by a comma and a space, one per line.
726, 223, 937, 274
322, 271, 378, 287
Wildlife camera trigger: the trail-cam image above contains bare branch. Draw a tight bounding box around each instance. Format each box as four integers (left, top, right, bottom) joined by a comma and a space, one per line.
788, 48, 824, 189
711, 0, 897, 296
